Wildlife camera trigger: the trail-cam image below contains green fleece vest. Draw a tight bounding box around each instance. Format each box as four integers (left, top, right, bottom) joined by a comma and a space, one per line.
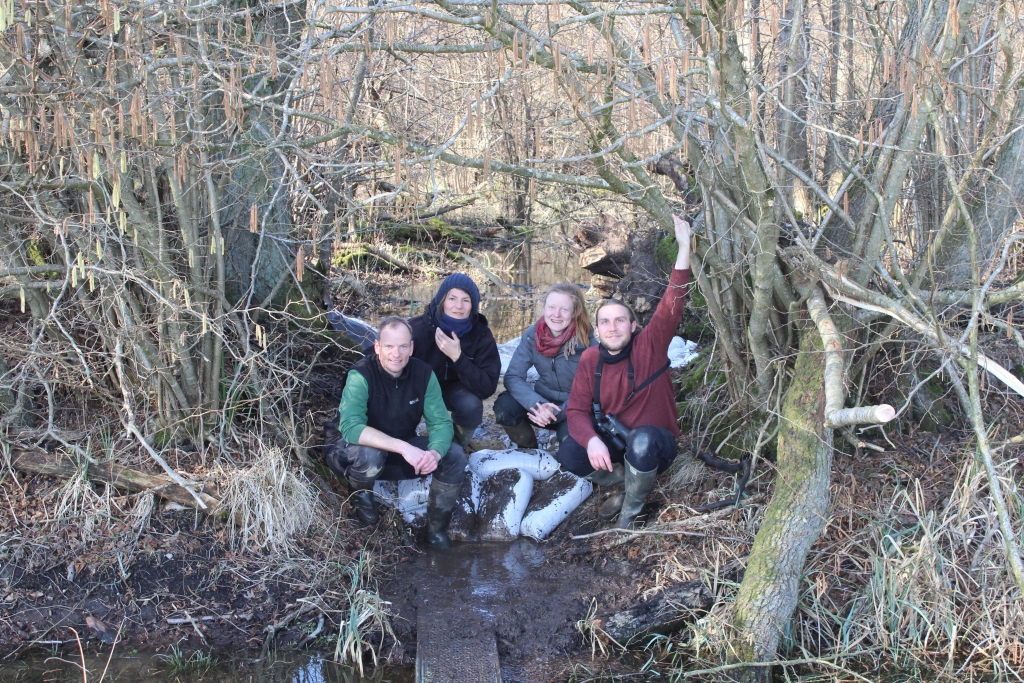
351, 353, 433, 442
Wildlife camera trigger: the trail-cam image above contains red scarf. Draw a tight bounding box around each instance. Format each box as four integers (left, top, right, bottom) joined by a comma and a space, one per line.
535, 317, 576, 358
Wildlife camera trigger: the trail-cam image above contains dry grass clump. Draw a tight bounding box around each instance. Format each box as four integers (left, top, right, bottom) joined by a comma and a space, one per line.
50, 458, 110, 542
654, 441, 1024, 681
836, 459, 1024, 677
223, 444, 321, 553
333, 550, 397, 674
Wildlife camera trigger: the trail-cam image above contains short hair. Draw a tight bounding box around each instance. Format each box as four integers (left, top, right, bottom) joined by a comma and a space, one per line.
377, 316, 413, 338
595, 298, 638, 325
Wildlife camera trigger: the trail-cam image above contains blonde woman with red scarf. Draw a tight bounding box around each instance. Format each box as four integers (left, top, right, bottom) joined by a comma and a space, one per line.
493, 284, 595, 449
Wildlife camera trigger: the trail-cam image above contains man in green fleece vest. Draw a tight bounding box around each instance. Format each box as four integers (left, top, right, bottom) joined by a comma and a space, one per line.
326, 316, 467, 548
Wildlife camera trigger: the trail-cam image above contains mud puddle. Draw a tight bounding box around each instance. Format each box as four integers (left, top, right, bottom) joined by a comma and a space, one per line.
0, 651, 413, 682
383, 538, 638, 683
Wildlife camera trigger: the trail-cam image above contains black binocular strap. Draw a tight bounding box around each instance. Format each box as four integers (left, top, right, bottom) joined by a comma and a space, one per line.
593, 356, 671, 421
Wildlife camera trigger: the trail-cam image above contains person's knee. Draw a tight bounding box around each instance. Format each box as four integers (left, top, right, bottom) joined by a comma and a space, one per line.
435, 444, 468, 484
492, 392, 525, 426
625, 426, 668, 472
555, 438, 593, 477
345, 445, 387, 481
447, 389, 483, 428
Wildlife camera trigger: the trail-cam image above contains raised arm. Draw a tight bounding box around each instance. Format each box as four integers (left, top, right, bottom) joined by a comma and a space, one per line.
638, 216, 692, 354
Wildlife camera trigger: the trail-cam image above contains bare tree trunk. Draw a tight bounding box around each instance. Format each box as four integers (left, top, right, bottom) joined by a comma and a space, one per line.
934, 90, 1024, 283
728, 324, 833, 681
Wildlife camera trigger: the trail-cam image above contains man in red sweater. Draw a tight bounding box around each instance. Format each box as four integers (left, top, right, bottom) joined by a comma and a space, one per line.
557, 215, 691, 528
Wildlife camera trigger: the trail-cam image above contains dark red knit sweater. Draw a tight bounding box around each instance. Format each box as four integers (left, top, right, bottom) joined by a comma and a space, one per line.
567, 268, 690, 444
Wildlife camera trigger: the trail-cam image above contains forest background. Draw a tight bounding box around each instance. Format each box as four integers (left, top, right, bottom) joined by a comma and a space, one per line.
1, 0, 1024, 680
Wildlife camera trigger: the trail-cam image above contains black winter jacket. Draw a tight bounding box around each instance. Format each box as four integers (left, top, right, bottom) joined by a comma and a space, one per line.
409, 303, 501, 400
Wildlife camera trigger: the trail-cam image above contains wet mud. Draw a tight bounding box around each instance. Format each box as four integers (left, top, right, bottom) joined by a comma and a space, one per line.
0, 651, 414, 682
382, 538, 640, 683
476, 469, 528, 541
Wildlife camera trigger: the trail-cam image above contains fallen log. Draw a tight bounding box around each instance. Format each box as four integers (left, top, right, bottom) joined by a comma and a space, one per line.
594, 580, 712, 647
9, 448, 221, 512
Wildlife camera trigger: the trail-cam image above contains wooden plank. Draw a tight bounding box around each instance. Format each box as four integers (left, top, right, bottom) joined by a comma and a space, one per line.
9, 448, 221, 512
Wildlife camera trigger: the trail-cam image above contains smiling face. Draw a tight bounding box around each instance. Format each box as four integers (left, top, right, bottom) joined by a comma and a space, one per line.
543, 291, 575, 336
442, 288, 473, 320
374, 323, 414, 377
595, 302, 637, 354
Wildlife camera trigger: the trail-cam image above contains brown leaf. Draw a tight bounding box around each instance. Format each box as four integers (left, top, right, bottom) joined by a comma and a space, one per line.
85, 615, 116, 644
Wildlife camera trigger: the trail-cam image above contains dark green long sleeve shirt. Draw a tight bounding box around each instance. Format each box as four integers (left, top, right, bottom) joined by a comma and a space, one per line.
338, 369, 454, 455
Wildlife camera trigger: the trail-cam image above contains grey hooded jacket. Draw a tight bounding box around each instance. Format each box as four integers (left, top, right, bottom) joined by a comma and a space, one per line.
504, 322, 596, 422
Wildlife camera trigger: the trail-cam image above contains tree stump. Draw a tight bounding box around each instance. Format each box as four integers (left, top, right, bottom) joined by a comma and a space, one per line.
574, 214, 668, 322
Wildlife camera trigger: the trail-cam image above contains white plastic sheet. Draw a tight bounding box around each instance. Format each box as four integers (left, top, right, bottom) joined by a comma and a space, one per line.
668, 336, 699, 368
373, 478, 429, 523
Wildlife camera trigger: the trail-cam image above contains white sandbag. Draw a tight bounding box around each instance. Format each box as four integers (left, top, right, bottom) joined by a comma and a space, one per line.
497, 337, 540, 382
519, 472, 593, 541
447, 474, 479, 542
668, 336, 699, 368
477, 469, 535, 541
374, 477, 430, 523
469, 449, 560, 482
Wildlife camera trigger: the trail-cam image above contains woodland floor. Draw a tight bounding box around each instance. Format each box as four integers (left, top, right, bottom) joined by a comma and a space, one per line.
1, 257, 1021, 680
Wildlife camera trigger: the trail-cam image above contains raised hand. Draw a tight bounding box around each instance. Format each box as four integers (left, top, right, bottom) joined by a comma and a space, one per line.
673, 214, 691, 270
434, 328, 462, 362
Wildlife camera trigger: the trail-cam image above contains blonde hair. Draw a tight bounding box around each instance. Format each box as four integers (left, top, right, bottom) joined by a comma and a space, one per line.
544, 283, 592, 359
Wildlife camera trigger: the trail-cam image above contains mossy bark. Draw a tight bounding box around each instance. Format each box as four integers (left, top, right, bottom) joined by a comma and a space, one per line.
727, 325, 832, 682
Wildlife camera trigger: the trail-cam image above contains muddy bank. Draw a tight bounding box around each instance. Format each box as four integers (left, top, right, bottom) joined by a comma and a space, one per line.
0, 499, 395, 657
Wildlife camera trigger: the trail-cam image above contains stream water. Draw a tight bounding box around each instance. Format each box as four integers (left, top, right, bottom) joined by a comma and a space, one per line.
0, 541, 584, 683
0, 653, 414, 682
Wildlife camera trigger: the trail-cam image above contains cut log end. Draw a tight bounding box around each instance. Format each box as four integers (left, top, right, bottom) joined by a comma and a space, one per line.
825, 404, 896, 429
596, 580, 712, 646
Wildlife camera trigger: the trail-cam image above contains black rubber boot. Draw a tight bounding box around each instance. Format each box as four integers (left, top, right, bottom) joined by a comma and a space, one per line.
425, 478, 462, 549
452, 425, 475, 450
347, 478, 380, 525
586, 463, 625, 521
502, 421, 539, 449
617, 463, 657, 529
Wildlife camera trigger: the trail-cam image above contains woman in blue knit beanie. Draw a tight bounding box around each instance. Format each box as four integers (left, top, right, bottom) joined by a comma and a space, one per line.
409, 273, 501, 449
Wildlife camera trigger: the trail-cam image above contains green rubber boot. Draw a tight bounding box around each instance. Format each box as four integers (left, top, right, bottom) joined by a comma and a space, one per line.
425, 478, 462, 549
617, 463, 657, 529
452, 425, 475, 450
586, 463, 625, 521
502, 421, 539, 449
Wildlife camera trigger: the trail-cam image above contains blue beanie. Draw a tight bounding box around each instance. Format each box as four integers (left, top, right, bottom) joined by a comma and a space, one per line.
432, 273, 480, 316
